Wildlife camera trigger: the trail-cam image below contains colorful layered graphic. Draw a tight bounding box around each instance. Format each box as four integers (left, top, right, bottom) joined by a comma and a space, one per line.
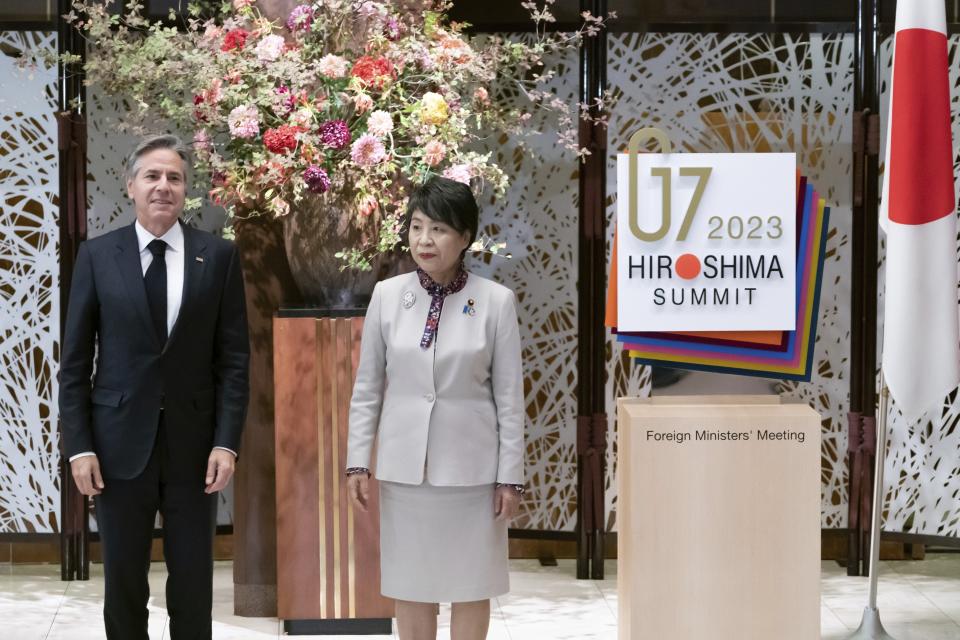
605, 178, 830, 381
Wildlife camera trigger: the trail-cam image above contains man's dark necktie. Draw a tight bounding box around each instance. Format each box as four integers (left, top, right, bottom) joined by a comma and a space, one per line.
144, 239, 168, 343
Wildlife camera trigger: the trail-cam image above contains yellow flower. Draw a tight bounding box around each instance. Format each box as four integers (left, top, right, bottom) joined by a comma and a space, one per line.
419, 92, 449, 126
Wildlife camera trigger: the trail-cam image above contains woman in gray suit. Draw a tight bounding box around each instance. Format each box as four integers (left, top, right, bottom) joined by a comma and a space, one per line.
346, 176, 525, 640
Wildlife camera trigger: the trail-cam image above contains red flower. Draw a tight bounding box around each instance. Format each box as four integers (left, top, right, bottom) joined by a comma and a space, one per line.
350, 56, 396, 90
263, 125, 302, 154
221, 29, 249, 52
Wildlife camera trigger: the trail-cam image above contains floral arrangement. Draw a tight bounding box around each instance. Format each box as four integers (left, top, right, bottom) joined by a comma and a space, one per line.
56, 0, 613, 269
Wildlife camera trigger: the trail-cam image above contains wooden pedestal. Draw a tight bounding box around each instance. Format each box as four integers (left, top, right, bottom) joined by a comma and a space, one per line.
274, 315, 393, 629
617, 397, 821, 640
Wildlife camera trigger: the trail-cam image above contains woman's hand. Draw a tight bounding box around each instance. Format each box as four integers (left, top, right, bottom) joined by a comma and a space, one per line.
347, 473, 370, 512
494, 485, 521, 522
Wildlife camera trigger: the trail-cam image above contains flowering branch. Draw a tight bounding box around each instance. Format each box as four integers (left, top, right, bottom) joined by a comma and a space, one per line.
46, 0, 612, 270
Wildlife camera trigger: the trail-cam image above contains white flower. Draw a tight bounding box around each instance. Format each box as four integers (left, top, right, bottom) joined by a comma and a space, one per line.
255, 35, 285, 63
318, 54, 349, 78
366, 110, 393, 137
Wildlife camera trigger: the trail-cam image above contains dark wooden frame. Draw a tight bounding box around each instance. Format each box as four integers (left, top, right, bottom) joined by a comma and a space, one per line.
55, 0, 90, 581
575, 0, 610, 581
847, 0, 881, 578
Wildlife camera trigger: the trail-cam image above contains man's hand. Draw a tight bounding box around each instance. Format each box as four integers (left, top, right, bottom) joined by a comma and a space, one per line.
71, 455, 105, 496
205, 449, 236, 494
346, 473, 370, 513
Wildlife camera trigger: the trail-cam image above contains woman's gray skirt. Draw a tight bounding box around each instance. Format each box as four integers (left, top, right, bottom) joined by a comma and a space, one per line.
379, 480, 509, 603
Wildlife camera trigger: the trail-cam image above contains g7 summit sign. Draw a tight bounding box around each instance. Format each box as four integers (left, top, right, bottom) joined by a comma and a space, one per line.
616, 149, 797, 332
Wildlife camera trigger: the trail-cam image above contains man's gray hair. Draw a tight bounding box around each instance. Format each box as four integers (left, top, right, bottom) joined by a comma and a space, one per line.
125, 134, 191, 182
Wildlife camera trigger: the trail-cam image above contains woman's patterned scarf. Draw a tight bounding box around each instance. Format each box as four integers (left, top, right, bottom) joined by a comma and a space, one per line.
417, 265, 468, 349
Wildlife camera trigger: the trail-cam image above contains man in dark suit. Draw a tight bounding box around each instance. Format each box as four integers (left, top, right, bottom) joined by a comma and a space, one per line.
59, 134, 249, 640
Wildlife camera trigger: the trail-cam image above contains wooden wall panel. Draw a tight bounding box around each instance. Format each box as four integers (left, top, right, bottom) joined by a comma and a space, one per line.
274, 318, 321, 618
275, 316, 392, 622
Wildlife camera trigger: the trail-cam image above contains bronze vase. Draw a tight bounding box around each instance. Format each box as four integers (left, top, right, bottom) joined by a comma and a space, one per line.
282, 191, 381, 307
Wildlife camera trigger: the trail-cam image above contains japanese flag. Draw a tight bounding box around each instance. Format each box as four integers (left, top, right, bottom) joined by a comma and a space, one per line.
880, 0, 960, 417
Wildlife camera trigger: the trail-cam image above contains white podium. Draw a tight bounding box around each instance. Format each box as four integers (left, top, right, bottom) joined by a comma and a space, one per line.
617, 396, 821, 639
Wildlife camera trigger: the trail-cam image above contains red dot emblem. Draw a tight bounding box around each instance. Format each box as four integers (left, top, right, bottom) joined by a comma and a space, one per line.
675, 253, 701, 280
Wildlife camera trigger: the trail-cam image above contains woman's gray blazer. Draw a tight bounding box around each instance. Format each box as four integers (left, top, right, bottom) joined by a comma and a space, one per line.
346, 270, 525, 486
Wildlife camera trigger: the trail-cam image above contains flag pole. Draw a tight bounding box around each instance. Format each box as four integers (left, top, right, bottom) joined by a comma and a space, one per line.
847, 370, 894, 640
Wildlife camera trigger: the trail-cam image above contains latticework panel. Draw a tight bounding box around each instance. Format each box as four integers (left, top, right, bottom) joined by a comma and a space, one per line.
470, 40, 581, 531
0, 31, 60, 533
604, 33, 856, 530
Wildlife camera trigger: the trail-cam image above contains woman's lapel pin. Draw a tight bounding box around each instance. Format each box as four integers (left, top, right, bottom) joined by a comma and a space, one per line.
401, 290, 416, 309
463, 298, 476, 316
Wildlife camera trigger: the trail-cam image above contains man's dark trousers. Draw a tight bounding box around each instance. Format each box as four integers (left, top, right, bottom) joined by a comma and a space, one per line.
95, 412, 217, 640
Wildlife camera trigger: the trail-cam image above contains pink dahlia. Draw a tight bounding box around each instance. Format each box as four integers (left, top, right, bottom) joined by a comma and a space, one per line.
350, 134, 387, 166
227, 104, 260, 139
319, 119, 351, 149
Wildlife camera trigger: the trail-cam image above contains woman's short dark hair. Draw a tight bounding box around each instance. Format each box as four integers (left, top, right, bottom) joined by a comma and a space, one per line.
405, 176, 479, 248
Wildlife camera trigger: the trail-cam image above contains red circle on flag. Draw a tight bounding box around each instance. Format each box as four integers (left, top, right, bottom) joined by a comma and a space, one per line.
888, 29, 955, 225
676, 253, 701, 280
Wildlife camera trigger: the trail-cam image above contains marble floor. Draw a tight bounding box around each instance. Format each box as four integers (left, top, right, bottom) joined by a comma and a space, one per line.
2, 555, 959, 639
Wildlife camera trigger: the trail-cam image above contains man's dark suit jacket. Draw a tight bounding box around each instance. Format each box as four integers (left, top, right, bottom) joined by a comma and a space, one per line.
59, 221, 249, 480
